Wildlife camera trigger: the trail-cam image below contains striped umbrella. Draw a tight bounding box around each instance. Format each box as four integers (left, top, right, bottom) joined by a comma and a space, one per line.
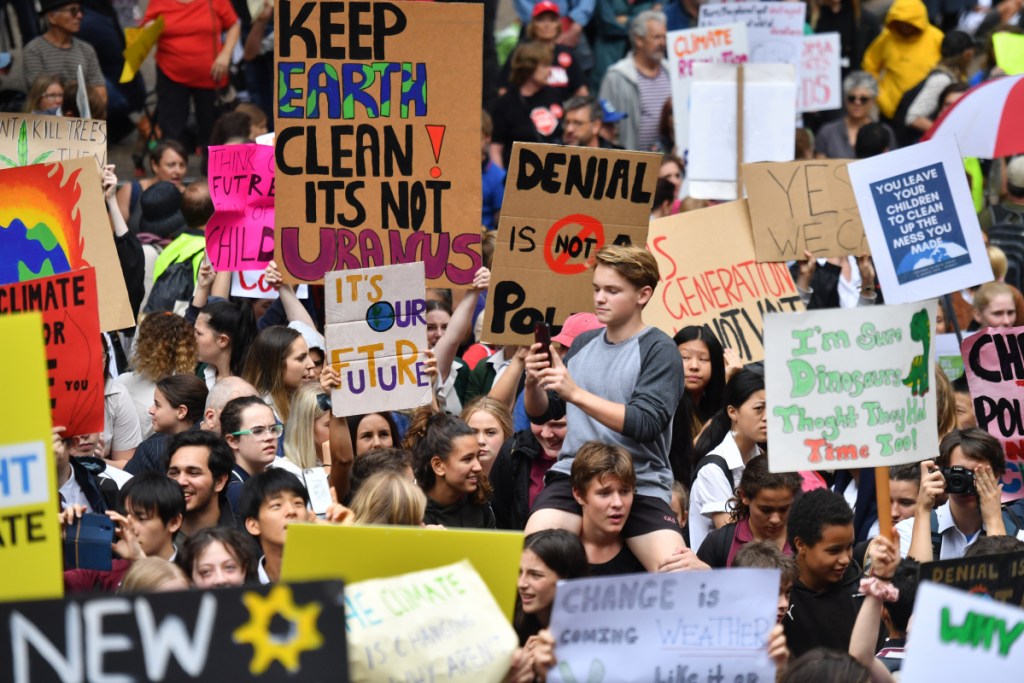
923, 74, 1024, 159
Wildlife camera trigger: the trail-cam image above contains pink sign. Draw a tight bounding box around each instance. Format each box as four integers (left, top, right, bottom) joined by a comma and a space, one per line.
205, 144, 275, 271
961, 326, 1024, 502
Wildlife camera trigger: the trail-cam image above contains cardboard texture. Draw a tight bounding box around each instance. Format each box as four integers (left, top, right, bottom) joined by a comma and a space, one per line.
644, 200, 803, 363
482, 142, 659, 345
345, 561, 518, 682
0, 312, 63, 602
0, 159, 134, 331
743, 159, 868, 260
0, 268, 103, 436
960, 326, 1024, 502
206, 144, 276, 271
273, 0, 483, 286
764, 300, 939, 473
0, 113, 107, 170
324, 262, 432, 415
281, 524, 523, 619
799, 33, 841, 113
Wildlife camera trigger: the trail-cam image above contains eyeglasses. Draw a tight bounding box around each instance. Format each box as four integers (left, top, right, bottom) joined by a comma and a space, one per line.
58, 5, 83, 16
846, 95, 871, 105
42, 92, 64, 100
316, 393, 332, 412
231, 424, 284, 439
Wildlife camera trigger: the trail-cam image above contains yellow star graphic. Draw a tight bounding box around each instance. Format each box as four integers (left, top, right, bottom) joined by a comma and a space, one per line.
233, 585, 324, 675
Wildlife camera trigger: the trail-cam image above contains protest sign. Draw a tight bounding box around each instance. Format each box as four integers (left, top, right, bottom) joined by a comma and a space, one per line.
993, 32, 1024, 76
0, 113, 107, 169
0, 268, 103, 436
764, 300, 939, 472
548, 568, 778, 683
743, 159, 867, 260
281, 524, 523, 618
231, 270, 309, 299
121, 17, 164, 83
0, 580, 349, 681
961, 326, 1024, 502
668, 23, 749, 158
848, 138, 992, 305
0, 158, 135, 331
936, 331, 972, 381
799, 33, 841, 113
273, 0, 483, 286
901, 582, 1024, 681
324, 263, 432, 415
644, 201, 803, 363
922, 551, 1024, 607
482, 143, 659, 345
688, 63, 797, 200
206, 144, 276, 271
0, 312, 62, 602
345, 561, 518, 682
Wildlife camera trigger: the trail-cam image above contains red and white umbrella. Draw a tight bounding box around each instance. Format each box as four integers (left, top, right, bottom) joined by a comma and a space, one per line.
923, 74, 1024, 159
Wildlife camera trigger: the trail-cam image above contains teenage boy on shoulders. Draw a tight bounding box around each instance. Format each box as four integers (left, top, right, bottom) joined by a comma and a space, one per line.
524, 244, 688, 571
166, 430, 239, 536
240, 468, 311, 584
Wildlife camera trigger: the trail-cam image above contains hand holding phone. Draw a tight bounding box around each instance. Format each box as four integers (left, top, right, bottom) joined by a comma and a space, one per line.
534, 322, 551, 365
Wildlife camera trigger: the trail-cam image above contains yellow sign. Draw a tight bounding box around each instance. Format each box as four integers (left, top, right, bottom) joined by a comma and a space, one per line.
281, 525, 523, 618
0, 312, 62, 601
994, 32, 1024, 76
121, 17, 164, 83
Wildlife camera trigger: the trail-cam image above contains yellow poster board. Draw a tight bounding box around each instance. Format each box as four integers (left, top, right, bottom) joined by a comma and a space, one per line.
281, 525, 523, 618
0, 312, 62, 601
993, 32, 1024, 76
121, 17, 164, 83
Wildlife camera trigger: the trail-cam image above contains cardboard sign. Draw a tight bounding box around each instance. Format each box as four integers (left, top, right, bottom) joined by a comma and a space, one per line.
764, 300, 939, 473
0, 581, 349, 681
993, 32, 1024, 76
482, 143, 659, 345
206, 144, 276, 271
848, 138, 992, 305
688, 63, 797, 200
0, 113, 107, 169
743, 159, 867, 260
901, 582, 1024, 681
799, 33, 841, 113
961, 326, 1024, 502
668, 23, 749, 158
0, 268, 103, 436
281, 524, 523, 618
922, 551, 1024, 607
231, 270, 309, 299
273, 0, 483, 287
644, 201, 803, 363
345, 561, 518, 682
0, 312, 62, 601
0, 159, 135, 331
121, 17, 164, 83
548, 568, 778, 683
324, 263, 433, 415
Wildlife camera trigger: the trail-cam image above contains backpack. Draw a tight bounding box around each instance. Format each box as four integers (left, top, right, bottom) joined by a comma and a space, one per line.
691, 454, 735, 492
144, 240, 205, 314
891, 68, 945, 148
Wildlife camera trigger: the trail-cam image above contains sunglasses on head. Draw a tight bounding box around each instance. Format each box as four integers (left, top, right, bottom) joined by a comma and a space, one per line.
316, 393, 332, 412
846, 94, 871, 105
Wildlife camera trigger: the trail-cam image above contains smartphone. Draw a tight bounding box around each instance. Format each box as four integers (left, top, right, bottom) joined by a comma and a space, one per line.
64, 512, 114, 572
534, 322, 552, 364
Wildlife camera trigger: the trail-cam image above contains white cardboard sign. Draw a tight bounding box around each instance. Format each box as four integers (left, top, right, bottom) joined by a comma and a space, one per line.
799, 33, 841, 113
230, 270, 309, 299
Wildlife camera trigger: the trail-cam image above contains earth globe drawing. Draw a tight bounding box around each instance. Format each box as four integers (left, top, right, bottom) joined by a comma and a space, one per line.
0, 218, 71, 285
366, 301, 396, 332
896, 241, 968, 277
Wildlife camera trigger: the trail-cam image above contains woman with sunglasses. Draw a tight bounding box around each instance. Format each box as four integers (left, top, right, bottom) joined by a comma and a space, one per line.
220, 395, 283, 513
814, 71, 896, 159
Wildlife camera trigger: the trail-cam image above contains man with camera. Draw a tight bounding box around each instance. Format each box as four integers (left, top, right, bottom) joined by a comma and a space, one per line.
896, 428, 1022, 561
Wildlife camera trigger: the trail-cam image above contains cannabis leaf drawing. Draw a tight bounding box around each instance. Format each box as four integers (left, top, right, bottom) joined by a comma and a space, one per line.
0, 121, 54, 167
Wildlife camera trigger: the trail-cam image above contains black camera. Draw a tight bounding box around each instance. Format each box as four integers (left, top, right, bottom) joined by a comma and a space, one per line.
942, 466, 976, 495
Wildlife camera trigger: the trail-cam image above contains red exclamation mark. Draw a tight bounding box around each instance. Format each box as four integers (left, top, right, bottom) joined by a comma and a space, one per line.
425, 124, 446, 178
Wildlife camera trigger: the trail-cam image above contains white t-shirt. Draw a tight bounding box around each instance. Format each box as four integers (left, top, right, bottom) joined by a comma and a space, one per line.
688, 432, 760, 552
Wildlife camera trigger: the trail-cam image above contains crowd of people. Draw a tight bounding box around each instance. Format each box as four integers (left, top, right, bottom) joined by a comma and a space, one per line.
3, 0, 1024, 680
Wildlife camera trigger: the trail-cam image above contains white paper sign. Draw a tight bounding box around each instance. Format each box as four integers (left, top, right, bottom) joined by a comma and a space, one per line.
699, 2, 805, 74
230, 270, 309, 299
800, 33, 841, 113
765, 301, 939, 473
548, 568, 778, 683
345, 560, 519, 683
688, 63, 797, 200
324, 262, 432, 416
668, 23, 749, 158
902, 582, 1024, 681
848, 138, 993, 305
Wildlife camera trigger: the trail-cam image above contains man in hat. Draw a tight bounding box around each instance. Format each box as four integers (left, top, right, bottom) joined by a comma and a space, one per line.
904, 30, 975, 135
22, 0, 106, 108
562, 95, 624, 149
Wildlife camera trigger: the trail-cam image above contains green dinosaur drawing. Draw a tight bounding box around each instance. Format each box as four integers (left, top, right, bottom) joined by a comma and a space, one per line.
558, 658, 605, 683
0, 121, 54, 168
902, 309, 931, 396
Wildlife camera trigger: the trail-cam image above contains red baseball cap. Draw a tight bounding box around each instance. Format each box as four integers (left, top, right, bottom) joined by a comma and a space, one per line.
532, 1, 560, 18
552, 313, 604, 348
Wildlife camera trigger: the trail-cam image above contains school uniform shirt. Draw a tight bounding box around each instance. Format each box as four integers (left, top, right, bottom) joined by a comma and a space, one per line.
258, 556, 272, 585
688, 436, 761, 553
103, 378, 143, 457
895, 501, 984, 560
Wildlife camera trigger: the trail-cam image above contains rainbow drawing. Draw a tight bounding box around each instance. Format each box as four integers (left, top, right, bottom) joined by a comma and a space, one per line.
0, 162, 88, 285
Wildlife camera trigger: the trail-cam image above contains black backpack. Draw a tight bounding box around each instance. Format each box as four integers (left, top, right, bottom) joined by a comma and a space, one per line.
891, 68, 945, 148
143, 245, 204, 314
691, 454, 735, 491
